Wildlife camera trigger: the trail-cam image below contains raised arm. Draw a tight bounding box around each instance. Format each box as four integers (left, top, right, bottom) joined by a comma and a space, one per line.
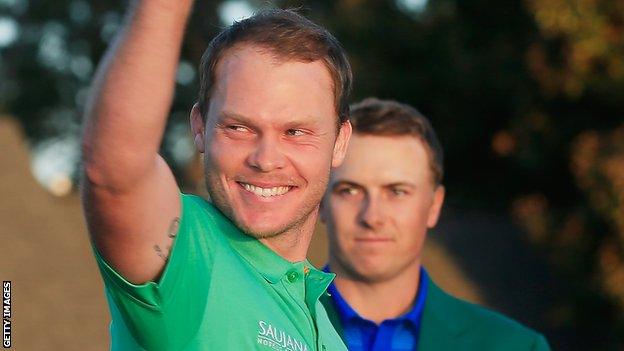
81, 0, 194, 284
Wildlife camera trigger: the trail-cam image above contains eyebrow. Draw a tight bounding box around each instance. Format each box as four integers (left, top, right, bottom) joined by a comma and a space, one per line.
331, 180, 361, 190
219, 111, 258, 127
331, 180, 416, 189
283, 119, 322, 130
384, 182, 416, 188
220, 110, 323, 129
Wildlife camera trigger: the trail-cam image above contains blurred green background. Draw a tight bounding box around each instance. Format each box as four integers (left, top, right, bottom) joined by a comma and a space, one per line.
1, 0, 623, 350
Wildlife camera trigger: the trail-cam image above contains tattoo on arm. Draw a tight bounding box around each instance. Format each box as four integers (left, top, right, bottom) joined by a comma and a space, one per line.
168, 217, 180, 238
153, 244, 170, 261
153, 217, 180, 261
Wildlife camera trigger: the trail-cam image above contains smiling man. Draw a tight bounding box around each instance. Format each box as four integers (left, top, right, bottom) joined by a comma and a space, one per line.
81, 1, 351, 350
320, 98, 550, 350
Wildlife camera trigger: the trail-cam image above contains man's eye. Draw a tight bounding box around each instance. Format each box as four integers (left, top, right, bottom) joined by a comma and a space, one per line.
286, 129, 305, 136
228, 125, 248, 132
391, 188, 409, 196
337, 187, 358, 196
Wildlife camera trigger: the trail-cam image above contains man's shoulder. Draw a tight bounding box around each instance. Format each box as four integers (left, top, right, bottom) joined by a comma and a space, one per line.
179, 192, 248, 247
180, 193, 225, 225
424, 280, 550, 350
180, 192, 211, 211
442, 291, 534, 334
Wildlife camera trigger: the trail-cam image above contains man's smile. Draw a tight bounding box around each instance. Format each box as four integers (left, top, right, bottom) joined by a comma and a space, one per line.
237, 182, 295, 198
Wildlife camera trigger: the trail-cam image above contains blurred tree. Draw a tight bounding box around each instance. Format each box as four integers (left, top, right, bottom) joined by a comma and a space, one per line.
516, 0, 624, 348
1, 0, 623, 349
0, 0, 221, 190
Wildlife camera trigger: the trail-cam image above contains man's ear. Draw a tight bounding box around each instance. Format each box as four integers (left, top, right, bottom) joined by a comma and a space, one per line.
190, 103, 205, 153
426, 185, 445, 228
331, 120, 352, 168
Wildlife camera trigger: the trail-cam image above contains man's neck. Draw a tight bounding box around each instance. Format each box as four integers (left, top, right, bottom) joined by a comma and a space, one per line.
259, 210, 319, 262
332, 262, 422, 324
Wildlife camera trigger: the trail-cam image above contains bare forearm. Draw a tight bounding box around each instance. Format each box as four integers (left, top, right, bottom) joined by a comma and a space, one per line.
82, 0, 194, 190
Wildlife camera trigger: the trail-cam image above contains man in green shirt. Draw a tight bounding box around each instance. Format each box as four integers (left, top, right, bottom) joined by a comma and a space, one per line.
81, 1, 352, 350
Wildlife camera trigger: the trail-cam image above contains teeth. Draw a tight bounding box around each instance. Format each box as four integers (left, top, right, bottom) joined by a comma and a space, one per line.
241, 183, 291, 197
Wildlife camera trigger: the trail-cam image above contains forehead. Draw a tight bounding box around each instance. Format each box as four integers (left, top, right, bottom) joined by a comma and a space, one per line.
209, 45, 336, 123
332, 134, 433, 185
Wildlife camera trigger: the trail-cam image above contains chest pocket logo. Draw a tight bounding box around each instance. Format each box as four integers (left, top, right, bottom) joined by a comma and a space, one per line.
257, 320, 310, 351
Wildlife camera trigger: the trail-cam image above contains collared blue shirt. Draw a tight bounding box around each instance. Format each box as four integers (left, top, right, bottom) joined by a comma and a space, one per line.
324, 267, 429, 351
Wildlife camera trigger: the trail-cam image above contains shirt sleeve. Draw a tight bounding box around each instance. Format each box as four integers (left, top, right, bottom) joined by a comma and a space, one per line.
92, 193, 215, 351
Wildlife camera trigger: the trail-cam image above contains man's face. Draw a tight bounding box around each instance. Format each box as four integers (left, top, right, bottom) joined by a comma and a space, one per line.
321, 134, 444, 282
191, 45, 350, 239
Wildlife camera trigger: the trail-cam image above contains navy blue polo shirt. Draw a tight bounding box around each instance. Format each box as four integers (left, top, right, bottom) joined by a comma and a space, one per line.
324, 267, 428, 351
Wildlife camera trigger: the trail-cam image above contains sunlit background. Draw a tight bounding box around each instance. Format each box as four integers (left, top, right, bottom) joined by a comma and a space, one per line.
1, 0, 623, 350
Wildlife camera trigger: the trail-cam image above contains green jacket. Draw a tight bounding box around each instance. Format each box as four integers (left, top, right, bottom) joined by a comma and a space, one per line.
321, 279, 551, 351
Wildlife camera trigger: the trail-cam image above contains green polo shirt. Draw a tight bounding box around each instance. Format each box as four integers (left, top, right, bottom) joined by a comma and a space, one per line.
94, 193, 347, 351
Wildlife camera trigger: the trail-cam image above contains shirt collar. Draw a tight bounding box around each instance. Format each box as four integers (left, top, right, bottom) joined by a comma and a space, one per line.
325, 277, 360, 323
207, 201, 334, 290
323, 265, 361, 324
401, 268, 429, 328
324, 265, 429, 329
206, 207, 290, 283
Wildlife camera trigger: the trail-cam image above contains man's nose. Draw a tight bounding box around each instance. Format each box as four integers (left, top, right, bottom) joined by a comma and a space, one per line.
358, 195, 386, 229
246, 135, 287, 172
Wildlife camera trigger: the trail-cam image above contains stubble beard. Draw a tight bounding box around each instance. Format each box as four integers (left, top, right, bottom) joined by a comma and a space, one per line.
203, 169, 328, 241
243, 203, 318, 240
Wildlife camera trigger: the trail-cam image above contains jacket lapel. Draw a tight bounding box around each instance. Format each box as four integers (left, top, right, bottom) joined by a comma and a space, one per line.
417, 279, 469, 351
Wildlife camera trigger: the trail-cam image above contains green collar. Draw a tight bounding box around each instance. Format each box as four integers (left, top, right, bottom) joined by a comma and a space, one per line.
205, 201, 334, 307
218, 217, 296, 283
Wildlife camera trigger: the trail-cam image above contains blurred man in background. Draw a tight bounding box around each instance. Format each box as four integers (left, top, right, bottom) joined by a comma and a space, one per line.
320, 98, 550, 350
80, 1, 352, 350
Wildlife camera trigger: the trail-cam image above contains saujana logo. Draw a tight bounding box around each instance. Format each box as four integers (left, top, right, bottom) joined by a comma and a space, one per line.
256, 320, 309, 351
